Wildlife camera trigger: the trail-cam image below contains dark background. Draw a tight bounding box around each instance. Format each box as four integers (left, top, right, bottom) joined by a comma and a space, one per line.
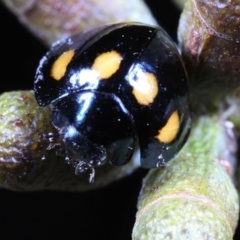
0, 1, 239, 239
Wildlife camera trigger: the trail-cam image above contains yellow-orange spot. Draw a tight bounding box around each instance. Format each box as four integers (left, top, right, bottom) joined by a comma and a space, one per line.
132, 72, 158, 105
91, 51, 122, 79
155, 111, 180, 143
51, 49, 75, 80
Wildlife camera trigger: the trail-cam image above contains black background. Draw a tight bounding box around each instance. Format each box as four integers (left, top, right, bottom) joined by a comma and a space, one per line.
0, 1, 239, 239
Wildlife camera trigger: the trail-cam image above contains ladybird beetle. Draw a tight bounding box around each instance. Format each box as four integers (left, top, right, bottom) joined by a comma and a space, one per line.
34, 22, 191, 178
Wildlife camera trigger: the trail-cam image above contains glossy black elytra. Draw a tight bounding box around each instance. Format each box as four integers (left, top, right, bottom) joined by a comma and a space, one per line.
34, 22, 191, 178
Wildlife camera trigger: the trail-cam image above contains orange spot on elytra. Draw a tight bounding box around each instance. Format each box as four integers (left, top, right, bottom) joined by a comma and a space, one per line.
155, 111, 180, 143
91, 51, 122, 79
51, 49, 75, 80
132, 72, 158, 106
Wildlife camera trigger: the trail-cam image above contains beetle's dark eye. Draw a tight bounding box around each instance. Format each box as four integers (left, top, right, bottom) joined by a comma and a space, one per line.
34, 22, 191, 178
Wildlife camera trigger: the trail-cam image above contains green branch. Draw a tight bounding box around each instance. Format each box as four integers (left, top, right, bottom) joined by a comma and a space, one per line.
133, 116, 239, 239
